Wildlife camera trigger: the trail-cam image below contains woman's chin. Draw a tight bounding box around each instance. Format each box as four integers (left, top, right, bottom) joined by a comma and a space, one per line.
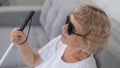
61, 36, 66, 43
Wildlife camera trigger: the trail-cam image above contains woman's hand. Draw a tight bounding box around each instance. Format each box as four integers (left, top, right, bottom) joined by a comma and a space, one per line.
10, 28, 42, 67
10, 28, 27, 45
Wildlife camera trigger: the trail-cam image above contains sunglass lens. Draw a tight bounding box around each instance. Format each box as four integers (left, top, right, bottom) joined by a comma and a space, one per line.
67, 22, 74, 35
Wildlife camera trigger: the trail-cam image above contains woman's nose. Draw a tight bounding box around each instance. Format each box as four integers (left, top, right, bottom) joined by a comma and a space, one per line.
62, 24, 67, 33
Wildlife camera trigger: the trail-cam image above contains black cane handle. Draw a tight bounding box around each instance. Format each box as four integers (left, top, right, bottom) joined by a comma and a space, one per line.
19, 11, 35, 31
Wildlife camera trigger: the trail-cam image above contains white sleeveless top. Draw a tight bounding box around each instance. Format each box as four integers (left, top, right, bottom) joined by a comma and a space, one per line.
36, 35, 97, 68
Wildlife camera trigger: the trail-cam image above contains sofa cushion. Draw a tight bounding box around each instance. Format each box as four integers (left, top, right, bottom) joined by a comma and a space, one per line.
34, 26, 49, 48
94, 20, 120, 68
95, 47, 120, 68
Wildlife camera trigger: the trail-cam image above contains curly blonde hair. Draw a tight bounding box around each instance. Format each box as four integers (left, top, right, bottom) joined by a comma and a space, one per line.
73, 2, 111, 54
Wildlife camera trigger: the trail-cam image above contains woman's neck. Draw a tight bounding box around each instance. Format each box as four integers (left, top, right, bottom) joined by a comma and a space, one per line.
62, 46, 90, 63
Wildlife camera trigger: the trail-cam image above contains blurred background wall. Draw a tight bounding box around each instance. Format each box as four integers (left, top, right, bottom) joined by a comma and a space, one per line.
0, 0, 9, 6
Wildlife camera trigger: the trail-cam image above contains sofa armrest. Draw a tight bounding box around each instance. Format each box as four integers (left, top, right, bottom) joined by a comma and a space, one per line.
0, 6, 42, 13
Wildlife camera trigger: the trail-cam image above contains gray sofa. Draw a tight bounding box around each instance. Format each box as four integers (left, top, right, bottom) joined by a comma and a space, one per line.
0, 0, 120, 68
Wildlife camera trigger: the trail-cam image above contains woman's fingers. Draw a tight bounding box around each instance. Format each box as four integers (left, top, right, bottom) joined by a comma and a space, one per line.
10, 28, 26, 45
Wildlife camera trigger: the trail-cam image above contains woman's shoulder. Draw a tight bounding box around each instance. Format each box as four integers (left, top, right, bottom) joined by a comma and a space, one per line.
79, 54, 97, 68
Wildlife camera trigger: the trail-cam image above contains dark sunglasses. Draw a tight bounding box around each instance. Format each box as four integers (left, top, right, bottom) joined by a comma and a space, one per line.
65, 16, 86, 37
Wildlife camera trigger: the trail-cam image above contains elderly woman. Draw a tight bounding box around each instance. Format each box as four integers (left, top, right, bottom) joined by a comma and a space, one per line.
10, 2, 111, 68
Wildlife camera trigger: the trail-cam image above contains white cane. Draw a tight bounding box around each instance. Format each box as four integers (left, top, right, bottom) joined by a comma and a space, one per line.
0, 11, 35, 66
0, 43, 14, 66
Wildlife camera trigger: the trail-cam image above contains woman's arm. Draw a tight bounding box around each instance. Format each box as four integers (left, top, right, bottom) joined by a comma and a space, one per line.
19, 42, 42, 67
10, 28, 42, 67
